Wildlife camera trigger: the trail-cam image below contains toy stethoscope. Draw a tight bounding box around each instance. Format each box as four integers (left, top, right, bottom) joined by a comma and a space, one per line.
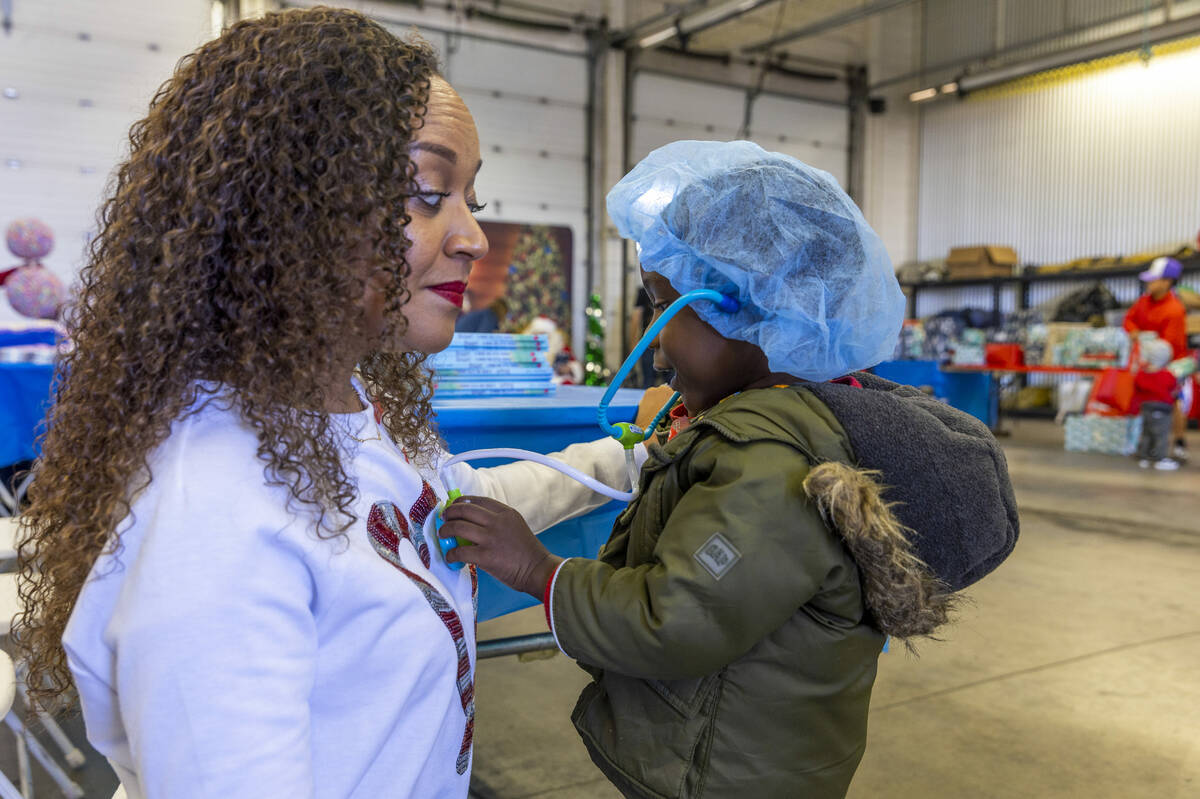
434, 288, 739, 569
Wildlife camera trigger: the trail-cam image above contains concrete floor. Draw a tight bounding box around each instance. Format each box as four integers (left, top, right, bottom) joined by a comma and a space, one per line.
469, 419, 1199, 799
5, 419, 1196, 797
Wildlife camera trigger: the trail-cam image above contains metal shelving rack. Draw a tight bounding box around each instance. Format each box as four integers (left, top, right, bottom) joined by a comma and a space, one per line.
901, 255, 1200, 321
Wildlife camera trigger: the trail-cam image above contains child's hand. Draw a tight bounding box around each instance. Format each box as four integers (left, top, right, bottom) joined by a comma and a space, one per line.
635, 384, 676, 431
440, 496, 563, 598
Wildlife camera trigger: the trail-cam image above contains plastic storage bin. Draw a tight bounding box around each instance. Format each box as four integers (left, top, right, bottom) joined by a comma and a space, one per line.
870, 360, 996, 428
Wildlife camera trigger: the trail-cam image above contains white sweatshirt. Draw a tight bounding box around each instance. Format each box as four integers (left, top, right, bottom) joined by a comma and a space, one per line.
62, 388, 644, 799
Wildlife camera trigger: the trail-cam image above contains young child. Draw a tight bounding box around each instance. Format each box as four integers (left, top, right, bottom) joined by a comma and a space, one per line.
1132, 337, 1181, 470
442, 141, 1019, 798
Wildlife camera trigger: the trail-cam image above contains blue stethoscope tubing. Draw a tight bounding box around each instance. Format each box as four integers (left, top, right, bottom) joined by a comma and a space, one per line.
436, 287, 738, 570
596, 288, 739, 442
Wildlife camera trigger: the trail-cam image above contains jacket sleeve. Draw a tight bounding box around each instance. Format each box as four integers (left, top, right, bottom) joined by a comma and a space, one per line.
549, 438, 851, 680
1161, 309, 1187, 358
1123, 298, 1143, 333
446, 438, 648, 534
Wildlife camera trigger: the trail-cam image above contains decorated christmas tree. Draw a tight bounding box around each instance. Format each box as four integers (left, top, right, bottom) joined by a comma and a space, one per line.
500, 225, 569, 335
583, 293, 609, 386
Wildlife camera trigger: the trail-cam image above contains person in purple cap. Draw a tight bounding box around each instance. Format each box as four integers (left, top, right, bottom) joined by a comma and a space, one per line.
1124, 256, 1189, 460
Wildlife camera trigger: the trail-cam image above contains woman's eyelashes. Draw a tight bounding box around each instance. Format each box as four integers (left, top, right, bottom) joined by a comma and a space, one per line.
415, 190, 451, 212
413, 189, 487, 215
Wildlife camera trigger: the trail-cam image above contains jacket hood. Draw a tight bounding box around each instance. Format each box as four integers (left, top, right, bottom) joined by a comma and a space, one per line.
803, 372, 1020, 593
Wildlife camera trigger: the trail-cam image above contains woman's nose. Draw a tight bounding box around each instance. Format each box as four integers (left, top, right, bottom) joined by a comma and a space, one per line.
448, 212, 489, 262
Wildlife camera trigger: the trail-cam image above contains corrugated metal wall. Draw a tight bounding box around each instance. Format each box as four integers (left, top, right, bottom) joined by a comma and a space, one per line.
917, 42, 1200, 263
916, 0, 1200, 84
913, 284, 1017, 317
923, 0, 997, 68
914, 274, 1155, 320
863, 108, 920, 267
1025, 275, 1143, 309
995, 0, 1193, 64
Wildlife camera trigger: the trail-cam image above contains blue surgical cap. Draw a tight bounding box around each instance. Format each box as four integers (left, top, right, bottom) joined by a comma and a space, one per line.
607, 140, 904, 382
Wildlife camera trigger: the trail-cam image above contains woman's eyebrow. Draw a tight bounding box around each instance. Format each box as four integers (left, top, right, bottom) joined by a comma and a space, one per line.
412, 141, 457, 164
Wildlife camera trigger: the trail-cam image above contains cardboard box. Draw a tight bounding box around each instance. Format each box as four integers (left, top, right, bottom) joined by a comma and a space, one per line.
946, 246, 1018, 280
1042, 322, 1090, 366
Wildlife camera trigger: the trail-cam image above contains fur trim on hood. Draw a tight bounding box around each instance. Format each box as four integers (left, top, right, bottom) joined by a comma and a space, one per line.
803, 462, 957, 642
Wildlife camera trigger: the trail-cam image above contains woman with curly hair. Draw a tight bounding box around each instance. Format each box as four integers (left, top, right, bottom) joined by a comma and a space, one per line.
13, 8, 643, 797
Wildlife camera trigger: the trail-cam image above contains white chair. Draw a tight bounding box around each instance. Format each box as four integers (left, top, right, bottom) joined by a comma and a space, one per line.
0, 572, 85, 798
0, 517, 19, 562
0, 650, 24, 799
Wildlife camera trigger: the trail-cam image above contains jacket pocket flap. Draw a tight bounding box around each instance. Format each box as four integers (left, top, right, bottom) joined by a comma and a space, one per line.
646, 674, 719, 718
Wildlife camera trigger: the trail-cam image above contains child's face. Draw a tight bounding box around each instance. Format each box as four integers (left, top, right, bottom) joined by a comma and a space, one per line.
640, 268, 771, 414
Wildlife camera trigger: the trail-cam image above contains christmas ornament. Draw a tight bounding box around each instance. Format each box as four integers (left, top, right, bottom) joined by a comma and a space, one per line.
6, 264, 64, 319
5, 218, 54, 261
4, 217, 64, 319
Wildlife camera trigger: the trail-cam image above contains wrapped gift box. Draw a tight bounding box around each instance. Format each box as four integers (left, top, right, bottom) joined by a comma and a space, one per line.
1064, 414, 1142, 456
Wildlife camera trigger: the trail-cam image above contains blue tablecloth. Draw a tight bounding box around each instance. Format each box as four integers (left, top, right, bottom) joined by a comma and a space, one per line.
434, 385, 643, 620
0, 362, 56, 466
0, 328, 59, 347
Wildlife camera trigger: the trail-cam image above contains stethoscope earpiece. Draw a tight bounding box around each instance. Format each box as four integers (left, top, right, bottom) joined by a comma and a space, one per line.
596, 288, 738, 445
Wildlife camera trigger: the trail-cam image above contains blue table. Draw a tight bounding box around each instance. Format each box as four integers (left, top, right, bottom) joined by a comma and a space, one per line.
434, 385, 643, 620
870, 360, 996, 429
0, 362, 56, 466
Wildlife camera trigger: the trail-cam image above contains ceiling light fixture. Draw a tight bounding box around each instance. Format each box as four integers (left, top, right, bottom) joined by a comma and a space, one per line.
908, 87, 937, 102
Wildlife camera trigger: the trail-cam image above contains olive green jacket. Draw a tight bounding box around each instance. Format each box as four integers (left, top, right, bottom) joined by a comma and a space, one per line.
551, 386, 894, 798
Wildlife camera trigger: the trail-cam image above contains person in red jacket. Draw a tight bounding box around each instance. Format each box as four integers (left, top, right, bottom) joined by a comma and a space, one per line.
1124, 256, 1189, 460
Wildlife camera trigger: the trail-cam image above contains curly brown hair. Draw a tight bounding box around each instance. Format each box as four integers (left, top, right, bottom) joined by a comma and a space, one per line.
14, 7, 443, 709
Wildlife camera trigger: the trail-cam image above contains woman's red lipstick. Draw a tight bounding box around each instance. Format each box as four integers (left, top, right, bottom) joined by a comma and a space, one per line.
428, 281, 467, 308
